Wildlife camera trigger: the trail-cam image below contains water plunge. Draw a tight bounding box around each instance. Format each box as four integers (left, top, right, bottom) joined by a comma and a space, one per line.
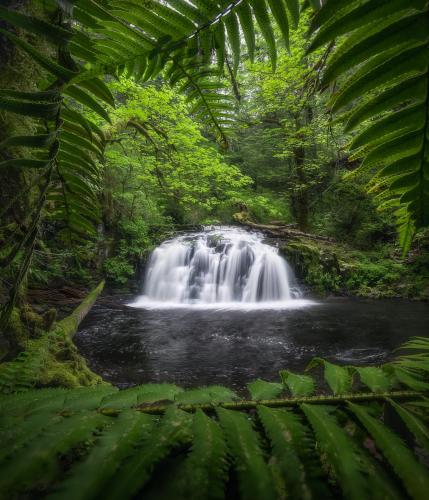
131, 227, 303, 308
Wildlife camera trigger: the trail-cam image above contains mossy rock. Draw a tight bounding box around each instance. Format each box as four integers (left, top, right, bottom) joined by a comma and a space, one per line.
20, 304, 44, 337
282, 240, 341, 294
3, 308, 28, 351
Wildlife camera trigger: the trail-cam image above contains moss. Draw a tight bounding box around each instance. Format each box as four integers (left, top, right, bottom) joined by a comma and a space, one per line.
3, 307, 28, 350
0, 282, 106, 393
42, 308, 57, 331
282, 238, 429, 299
20, 304, 44, 337
282, 241, 342, 295
33, 332, 104, 389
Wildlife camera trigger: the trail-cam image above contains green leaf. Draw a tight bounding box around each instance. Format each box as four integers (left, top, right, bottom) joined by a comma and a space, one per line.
280, 370, 315, 396
217, 407, 276, 500
60, 130, 103, 159
104, 407, 192, 500
75, 78, 115, 107
0, 96, 60, 119
64, 85, 112, 123
0, 7, 73, 45
183, 410, 228, 500
301, 404, 369, 500
223, 12, 241, 73
237, 2, 255, 62
250, 0, 277, 69
100, 384, 183, 409
0, 28, 77, 82
393, 366, 429, 391
48, 411, 154, 500
348, 402, 429, 499
351, 366, 392, 393
175, 385, 238, 405
258, 406, 330, 499
0, 159, 50, 169
285, 0, 300, 28
387, 398, 429, 450
309, 0, 426, 53
306, 358, 352, 394
0, 133, 56, 150
61, 386, 118, 412
247, 379, 283, 400
267, 0, 290, 51
0, 412, 109, 497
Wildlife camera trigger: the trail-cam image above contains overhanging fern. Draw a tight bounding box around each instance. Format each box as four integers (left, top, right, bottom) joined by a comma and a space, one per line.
308, 0, 429, 251
69, 0, 302, 142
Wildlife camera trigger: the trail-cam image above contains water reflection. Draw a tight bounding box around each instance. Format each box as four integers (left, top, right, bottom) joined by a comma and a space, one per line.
75, 297, 429, 389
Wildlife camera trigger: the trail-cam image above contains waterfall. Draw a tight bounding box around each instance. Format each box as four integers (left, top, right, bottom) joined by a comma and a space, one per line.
131, 227, 304, 308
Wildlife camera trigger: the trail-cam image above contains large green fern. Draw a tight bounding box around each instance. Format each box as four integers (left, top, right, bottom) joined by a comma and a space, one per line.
308, 0, 429, 251
1, 336, 429, 499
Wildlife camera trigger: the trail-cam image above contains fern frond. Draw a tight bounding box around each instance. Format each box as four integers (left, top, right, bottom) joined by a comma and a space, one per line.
387, 398, 429, 450
175, 385, 238, 405
310, 0, 429, 249
49, 411, 154, 500
258, 405, 330, 499
183, 409, 228, 500
247, 379, 283, 400
348, 402, 429, 499
279, 369, 315, 396
217, 407, 277, 500
0, 412, 109, 497
100, 383, 183, 410
104, 407, 192, 499
301, 404, 369, 500
350, 366, 392, 393
306, 358, 352, 394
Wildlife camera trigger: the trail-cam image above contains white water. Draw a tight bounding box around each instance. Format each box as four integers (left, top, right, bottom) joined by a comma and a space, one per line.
130, 227, 314, 310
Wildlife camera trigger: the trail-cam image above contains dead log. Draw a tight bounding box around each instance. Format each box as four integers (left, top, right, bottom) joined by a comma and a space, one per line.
58, 280, 105, 339
233, 213, 334, 243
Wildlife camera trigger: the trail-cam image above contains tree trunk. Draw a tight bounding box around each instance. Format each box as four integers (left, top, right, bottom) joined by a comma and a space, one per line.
291, 116, 309, 232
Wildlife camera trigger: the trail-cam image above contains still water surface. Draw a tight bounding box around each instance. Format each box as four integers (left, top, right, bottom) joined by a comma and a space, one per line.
75, 297, 429, 389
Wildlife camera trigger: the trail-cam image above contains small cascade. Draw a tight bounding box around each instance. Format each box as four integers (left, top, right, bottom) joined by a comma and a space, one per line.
132, 227, 302, 307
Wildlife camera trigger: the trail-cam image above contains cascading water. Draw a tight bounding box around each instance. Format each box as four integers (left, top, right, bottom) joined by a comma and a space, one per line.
131, 227, 307, 309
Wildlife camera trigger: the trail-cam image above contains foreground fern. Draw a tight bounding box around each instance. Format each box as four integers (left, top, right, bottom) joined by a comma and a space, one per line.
1, 337, 429, 499
309, 0, 429, 250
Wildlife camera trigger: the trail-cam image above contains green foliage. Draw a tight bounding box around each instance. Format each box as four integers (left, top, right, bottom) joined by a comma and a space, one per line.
309, 0, 429, 251
258, 405, 330, 499
348, 401, 429, 499
0, 282, 105, 393
103, 256, 134, 285
306, 358, 352, 395
282, 237, 429, 299
104, 79, 252, 227
1, 336, 429, 499
247, 379, 283, 400
217, 407, 277, 500
182, 409, 228, 500
279, 370, 315, 396
0, 0, 299, 326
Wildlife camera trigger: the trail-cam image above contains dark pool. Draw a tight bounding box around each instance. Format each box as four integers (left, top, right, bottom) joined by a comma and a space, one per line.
75, 297, 429, 389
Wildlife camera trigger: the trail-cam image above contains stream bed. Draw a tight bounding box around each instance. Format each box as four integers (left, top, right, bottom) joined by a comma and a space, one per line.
75, 297, 429, 390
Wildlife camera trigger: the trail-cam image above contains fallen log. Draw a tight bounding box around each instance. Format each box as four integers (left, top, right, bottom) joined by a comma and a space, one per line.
233, 213, 334, 243
0, 281, 105, 393
59, 280, 105, 339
